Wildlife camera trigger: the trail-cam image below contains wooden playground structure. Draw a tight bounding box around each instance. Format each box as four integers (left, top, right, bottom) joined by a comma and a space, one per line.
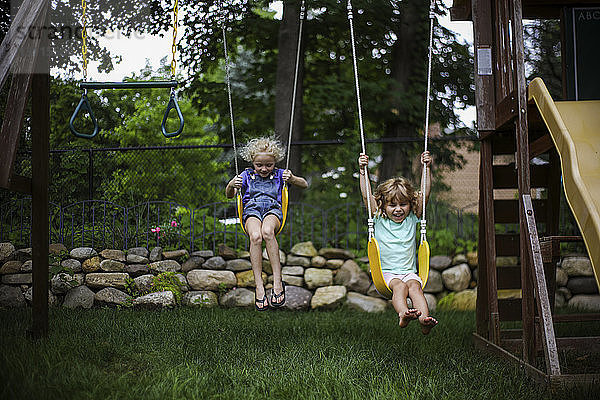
452, 0, 600, 390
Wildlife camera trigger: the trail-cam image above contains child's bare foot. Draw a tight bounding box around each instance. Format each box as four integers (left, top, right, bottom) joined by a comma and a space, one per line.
420, 316, 438, 335
398, 309, 421, 328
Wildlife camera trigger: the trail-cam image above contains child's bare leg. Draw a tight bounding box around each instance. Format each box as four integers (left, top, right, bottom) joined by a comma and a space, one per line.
262, 215, 283, 295
246, 218, 266, 302
407, 280, 438, 335
389, 279, 420, 327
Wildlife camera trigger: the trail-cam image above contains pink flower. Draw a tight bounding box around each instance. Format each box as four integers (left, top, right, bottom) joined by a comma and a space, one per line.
155, 227, 161, 232
151, 227, 157, 233
171, 220, 178, 227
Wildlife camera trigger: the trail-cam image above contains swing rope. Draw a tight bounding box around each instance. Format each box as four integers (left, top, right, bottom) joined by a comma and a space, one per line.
420, 0, 435, 245
222, 21, 239, 176
346, 0, 374, 240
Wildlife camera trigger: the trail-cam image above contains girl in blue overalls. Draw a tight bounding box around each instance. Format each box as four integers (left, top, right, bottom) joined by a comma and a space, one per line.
226, 137, 308, 311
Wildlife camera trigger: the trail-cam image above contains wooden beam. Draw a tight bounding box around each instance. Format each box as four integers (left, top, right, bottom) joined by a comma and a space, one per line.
471, 0, 495, 131
495, 90, 518, 130
529, 134, 554, 159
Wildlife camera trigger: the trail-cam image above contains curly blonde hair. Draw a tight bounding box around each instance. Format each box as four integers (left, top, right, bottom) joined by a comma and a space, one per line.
239, 136, 286, 162
373, 177, 419, 216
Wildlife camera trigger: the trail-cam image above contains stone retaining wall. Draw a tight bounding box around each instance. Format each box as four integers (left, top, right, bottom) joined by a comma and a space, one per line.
0, 242, 598, 313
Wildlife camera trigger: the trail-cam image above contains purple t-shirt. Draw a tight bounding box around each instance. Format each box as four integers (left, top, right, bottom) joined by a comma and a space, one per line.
241, 168, 284, 205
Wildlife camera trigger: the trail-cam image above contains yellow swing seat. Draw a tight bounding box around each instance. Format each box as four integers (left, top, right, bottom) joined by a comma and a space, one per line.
368, 236, 430, 299
237, 185, 288, 236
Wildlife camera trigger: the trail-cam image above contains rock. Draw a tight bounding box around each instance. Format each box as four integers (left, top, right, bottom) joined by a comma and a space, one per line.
262, 248, 286, 265
311, 286, 347, 310
318, 248, 355, 259
226, 259, 252, 272
187, 270, 236, 291
334, 259, 370, 294
262, 260, 273, 275
437, 289, 477, 311
424, 293, 437, 313
124, 264, 150, 277
441, 263, 471, 291
290, 241, 318, 257
304, 268, 333, 289
100, 259, 125, 272
148, 260, 181, 274
175, 273, 189, 292
48, 243, 68, 255
346, 292, 387, 313
568, 295, 600, 312
82, 256, 101, 273
562, 256, 593, 277
279, 285, 312, 311
554, 292, 566, 308
325, 259, 344, 269
236, 270, 267, 288
423, 270, 444, 293
128, 247, 149, 258
20, 260, 32, 272
0, 243, 16, 263
182, 256, 205, 272
366, 283, 387, 299
192, 250, 214, 258
51, 272, 84, 294
0, 284, 26, 308
286, 255, 311, 267
149, 247, 163, 262
237, 250, 250, 259
94, 287, 130, 307
127, 254, 149, 264
15, 248, 31, 259
218, 243, 238, 260
70, 247, 98, 260
100, 249, 126, 262
134, 274, 155, 294
567, 277, 599, 294
430, 255, 452, 271
452, 254, 468, 265
24, 287, 58, 306
282, 275, 304, 287
281, 266, 304, 276
220, 288, 254, 308
467, 251, 478, 268
61, 259, 82, 273
311, 256, 327, 268
2, 273, 32, 285
63, 285, 95, 309
556, 267, 568, 287
472, 268, 478, 282
496, 256, 519, 267
162, 249, 189, 262
557, 286, 572, 301
85, 273, 129, 290
183, 291, 219, 307
133, 291, 176, 309
1, 260, 22, 274
202, 256, 227, 270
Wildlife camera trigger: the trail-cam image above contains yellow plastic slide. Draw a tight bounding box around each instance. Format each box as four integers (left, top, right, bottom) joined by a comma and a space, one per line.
528, 77, 600, 289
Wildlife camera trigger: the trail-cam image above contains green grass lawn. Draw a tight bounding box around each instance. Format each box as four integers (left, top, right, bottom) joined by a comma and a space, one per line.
0, 307, 595, 400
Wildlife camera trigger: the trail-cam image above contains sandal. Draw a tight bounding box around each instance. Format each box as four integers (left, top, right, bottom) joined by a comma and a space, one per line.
270, 282, 286, 308
255, 294, 269, 311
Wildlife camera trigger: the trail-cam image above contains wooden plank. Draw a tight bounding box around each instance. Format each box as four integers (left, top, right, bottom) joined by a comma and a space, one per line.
553, 313, 600, 323
494, 199, 547, 224
496, 234, 520, 256
529, 134, 554, 159
471, 0, 495, 131
556, 337, 600, 352
497, 265, 522, 290
499, 297, 522, 321
493, 164, 550, 189
495, 90, 518, 130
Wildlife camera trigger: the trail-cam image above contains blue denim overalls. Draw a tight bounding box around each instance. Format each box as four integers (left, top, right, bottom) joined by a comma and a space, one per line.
241, 168, 284, 224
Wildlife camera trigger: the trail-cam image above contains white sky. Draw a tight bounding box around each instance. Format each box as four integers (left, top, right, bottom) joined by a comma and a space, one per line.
81, 0, 475, 126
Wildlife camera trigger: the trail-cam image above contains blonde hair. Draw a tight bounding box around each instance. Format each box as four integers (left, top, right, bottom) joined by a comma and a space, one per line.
373, 177, 418, 216
239, 136, 286, 162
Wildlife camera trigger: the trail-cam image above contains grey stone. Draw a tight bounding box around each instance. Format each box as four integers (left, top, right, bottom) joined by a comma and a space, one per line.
218, 244, 238, 260
318, 248, 355, 259
127, 254, 149, 264
1, 260, 22, 274
100, 259, 125, 272
51, 272, 84, 294
94, 287, 130, 307
175, 273, 189, 292
430, 255, 452, 271
134, 274, 155, 294
310, 256, 327, 268
182, 256, 205, 272
183, 291, 218, 307
85, 273, 129, 290
304, 268, 333, 289
262, 260, 273, 275
235, 270, 267, 288
567, 295, 600, 312
424, 293, 437, 313
282, 266, 304, 276
554, 292, 566, 308
124, 264, 150, 277
149, 247, 163, 262
311, 286, 347, 310
219, 288, 254, 308
325, 259, 345, 269
562, 256, 593, 277
70, 247, 98, 260
187, 270, 236, 291
192, 250, 214, 258
237, 251, 250, 259
557, 286, 572, 301
81, 256, 101, 273
16, 248, 32, 260
452, 254, 468, 265
0, 242, 16, 263
567, 277, 599, 295
226, 259, 252, 272
2, 273, 32, 285
282, 275, 304, 287
423, 269, 444, 293
24, 287, 58, 306
128, 247, 149, 257
61, 259, 82, 273
48, 243, 68, 254
133, 291, 176, 309
202, 256, 227, 270
290, 241, 318, 257
20, 260, 32, 272
286, 255, 311, 267
556, 267, 568, 287
441, 263, 471, 292
279, 285, 312, 311
99, 249, 126, 262
366, 283, 387, 299
466, 251, 478, 268
262, 248, 286, 265
346, 292, 387, 313
162, 249, 189, 262
148, 260, 181, 274
0, 284, 26, 308
496, 256, 519, 267
334, 259, 370, 294
63, 285, 95, 309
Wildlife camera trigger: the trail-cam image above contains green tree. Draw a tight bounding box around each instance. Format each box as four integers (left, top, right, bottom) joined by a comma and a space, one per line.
524, 19, 562, 99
